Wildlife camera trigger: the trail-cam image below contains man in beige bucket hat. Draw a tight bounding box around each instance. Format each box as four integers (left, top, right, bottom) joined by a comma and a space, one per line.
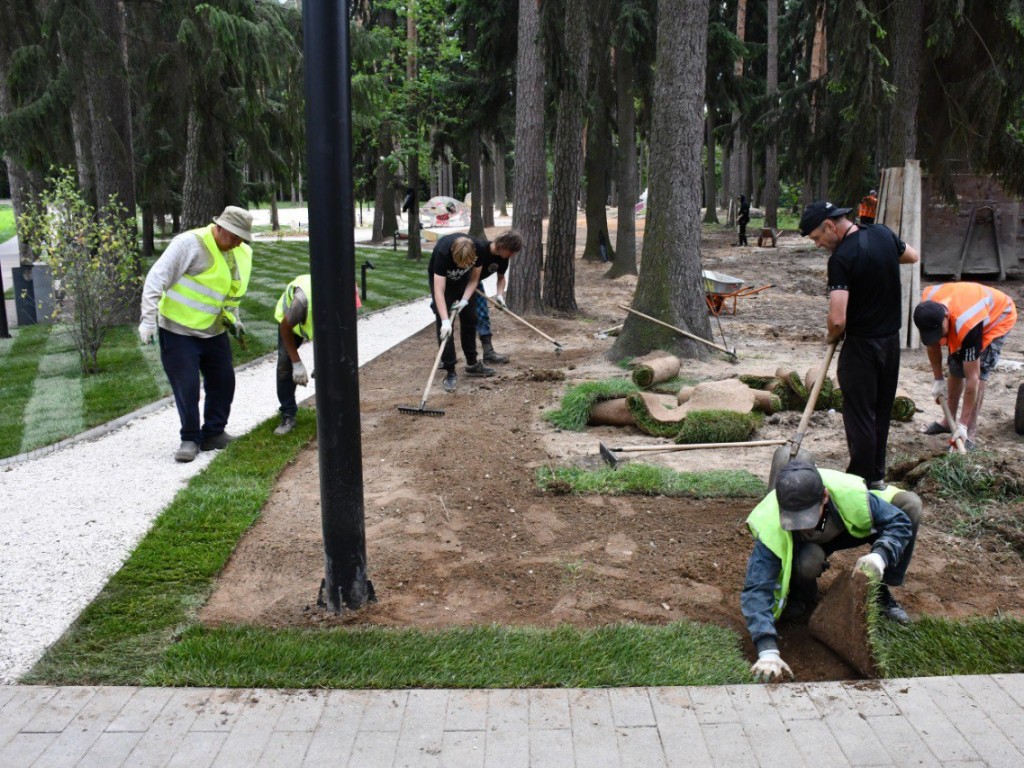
139, 205, 254, 462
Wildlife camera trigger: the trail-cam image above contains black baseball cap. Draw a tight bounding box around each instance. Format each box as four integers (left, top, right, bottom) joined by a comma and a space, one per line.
913, 301, 948, 346
776, 459, 826, 531
799, 201, 852, 236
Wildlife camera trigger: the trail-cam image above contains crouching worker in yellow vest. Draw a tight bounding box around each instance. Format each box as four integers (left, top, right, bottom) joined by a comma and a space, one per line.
741, 459, 922, 682
139, 206, 253, 463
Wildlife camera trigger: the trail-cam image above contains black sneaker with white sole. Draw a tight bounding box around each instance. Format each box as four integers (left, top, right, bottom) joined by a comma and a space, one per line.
443, 372, 458, 392
274, 415, 297, 435
464, 361, 495, 377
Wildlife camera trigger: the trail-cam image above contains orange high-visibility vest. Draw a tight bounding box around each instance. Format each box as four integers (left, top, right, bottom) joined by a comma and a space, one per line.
921, 283, 1017, 354
859, 195, 878, 220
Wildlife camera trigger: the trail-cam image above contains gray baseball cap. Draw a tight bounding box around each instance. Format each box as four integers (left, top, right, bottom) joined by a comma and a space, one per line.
776, 459, 826, 531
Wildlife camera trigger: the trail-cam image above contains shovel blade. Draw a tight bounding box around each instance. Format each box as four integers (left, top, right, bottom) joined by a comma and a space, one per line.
767, 444, 812, 491
598, 441, 620, 469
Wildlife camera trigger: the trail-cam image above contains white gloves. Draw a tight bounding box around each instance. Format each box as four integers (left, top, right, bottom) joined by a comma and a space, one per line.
931, 378, 945, 401
292, 360, 309, 386
750, 650, 793, 683
951, 423, 968, 444
495, 294, 506, 308
854, 552, 886, 579
440, 319, 453, 340
234, 318, 246, 336
138, 320, 156, 345
452, 298, 469, 314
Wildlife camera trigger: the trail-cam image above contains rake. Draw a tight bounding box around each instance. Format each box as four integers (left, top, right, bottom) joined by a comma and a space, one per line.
397, 337, 448, 417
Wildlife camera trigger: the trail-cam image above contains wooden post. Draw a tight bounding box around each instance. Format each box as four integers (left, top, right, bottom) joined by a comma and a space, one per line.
901, 160, 922, 348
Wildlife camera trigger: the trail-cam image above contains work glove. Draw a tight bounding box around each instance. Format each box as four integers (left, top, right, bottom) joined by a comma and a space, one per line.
750, 650, 793, 683
854, 551, 886, 579
292, 360, 309, 386
495, 294, 506, 308
931, 378, 946, 401
951, 423, 968, 445
234, 318, 246, 336
440, 319, 453, 340
138, 320, 156, 345
452, 298, 469, 314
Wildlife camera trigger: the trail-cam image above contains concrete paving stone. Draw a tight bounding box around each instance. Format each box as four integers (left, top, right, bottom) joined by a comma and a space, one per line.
188, 688, 252, 732
785, 718, 849, 767
528, 689, 571, 730
31, 687, 136, 768
803, 680, 856, 717
209, 692, 286, 768
392, 690, 449, 768
255, 730, 315, 768
648, 687, 713, 767
699, 721, 759, 767
484, 728, 530, 768
346, 729, 400, 768
616, 725, 667, 768
914, 676, 1024, 767
273, 689, 328, 733
21, 686, 97, 733
687, 685, 739, 724
300, 690, 366, 768
0, 687, 16, 710
571, 723, 620, 768
77, 729, 144, 768
991, 673, 1024, 707
486, 689, 530, 732
359, 689, 408, 732
440, 729, 486, 767
727, 685, 806, 768
164, 730, 229, 768
840, 681, 900, 718
568, 689, 614, 728
0, 686, 57, 747
608, 687, 655, 728
882, 679, 981, 763
527, 727, 574, 768
954, 675, 1024, 753
446, 688, 488, 731
863, 715, 941, 767
106, 687, 174, 732
765, 683, 822, 721
0, 731, 58, 768
824, 711, 895, 766
124, 688, 215, 767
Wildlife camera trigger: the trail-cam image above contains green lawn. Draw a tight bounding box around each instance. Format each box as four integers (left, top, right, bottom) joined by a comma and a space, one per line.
0, 204, 15, 242
0, 240, 431, 460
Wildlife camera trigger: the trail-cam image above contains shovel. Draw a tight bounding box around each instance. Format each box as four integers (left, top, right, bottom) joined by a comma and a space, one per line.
937, 393, 967, 454
767, 341, 838, 490
599, 439, 787, 469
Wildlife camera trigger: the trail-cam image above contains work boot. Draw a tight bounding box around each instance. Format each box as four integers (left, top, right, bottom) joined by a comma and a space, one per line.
274, 415, 297, 435
877, 585, 911, 625
867, 480, 887, 492
443, 371, 458, 392
174, 440, 201, 463
464, 361, 496, 377
201, 432, 236, 451
480, 335, 510, 364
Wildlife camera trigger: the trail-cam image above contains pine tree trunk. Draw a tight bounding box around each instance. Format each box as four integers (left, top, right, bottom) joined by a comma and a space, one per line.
509, 0, 545, 314
372, 135, 398, 240
468, 130, 485, 237
493, 138, 508, 217
543, 0, 590, 313
181, 104, 224, 229
482, 142, 495, 228
763, 0, 779, 229
703, 112, 719, 223
608, 43, 638, 278
886, 0, 922, 164
582, 0, 614, 263
611, 0, 711, 360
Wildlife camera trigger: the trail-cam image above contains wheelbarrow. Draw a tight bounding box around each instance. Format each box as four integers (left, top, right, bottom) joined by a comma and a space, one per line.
701, 269, 773, 316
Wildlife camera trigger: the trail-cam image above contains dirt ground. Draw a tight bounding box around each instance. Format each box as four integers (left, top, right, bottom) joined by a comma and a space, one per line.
201, 216, 1024, 682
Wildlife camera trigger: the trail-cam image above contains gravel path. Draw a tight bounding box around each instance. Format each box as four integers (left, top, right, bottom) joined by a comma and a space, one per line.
0, 298, 433, 684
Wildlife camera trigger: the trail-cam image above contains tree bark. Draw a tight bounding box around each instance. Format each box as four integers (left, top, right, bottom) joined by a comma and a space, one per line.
509, 0, 545, 314
493, 137, 508, 216
468, 130, 485, 237
611, 0, 711, 359
543, 0, 590, 312
181, 103, 224, 229
763, 0, 779, 229
582, 0, 614, 263
703, 112, 719, 223
607, 43, 638, 278
482, 140, 495, 228
372, 135, 398, 240
886, 0, 922, 164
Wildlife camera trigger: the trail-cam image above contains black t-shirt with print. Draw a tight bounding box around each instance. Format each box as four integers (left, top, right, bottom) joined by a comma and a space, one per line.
826, 223, 907, 338
428, 233, 487, 286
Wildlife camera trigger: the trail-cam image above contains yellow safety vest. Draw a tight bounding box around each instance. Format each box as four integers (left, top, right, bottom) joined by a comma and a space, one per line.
274, 275, 314, 340
158, 225, 253, 331
746, 469, 876, 618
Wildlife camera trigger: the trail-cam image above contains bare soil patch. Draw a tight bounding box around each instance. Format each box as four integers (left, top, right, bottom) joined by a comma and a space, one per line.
201, 218, 1024, 681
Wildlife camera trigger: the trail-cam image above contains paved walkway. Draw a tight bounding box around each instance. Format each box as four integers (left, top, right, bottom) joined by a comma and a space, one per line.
2, 676, 1023, 767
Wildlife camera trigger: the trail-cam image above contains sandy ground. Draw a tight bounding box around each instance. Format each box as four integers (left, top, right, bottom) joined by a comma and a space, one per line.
200, 218, 1024, 682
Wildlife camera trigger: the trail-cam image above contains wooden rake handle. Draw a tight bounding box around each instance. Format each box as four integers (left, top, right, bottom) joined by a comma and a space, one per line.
477, 290, 563, 347
789, 341, 838, 456
417, 338, 448, 409
617, 304, 736, 358
937, 393, 967, 454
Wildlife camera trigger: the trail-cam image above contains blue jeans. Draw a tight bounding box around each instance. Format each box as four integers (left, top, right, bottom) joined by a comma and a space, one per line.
159, 328, 235, 443
277, 333, 305, 418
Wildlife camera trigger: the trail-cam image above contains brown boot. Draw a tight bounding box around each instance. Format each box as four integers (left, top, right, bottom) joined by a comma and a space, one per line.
480, 335, 509, 364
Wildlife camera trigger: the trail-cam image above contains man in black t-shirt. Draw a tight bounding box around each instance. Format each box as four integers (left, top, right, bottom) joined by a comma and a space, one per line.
471, 230, 523, 364
428, 233, 494, 393
799, 201, 920, 488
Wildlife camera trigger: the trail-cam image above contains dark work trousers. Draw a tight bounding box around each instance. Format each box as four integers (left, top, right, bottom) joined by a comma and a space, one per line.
429, 277, 479, 373
276, 332, 305, 418
836, 332, 901, 484
159, 328, 235, 443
